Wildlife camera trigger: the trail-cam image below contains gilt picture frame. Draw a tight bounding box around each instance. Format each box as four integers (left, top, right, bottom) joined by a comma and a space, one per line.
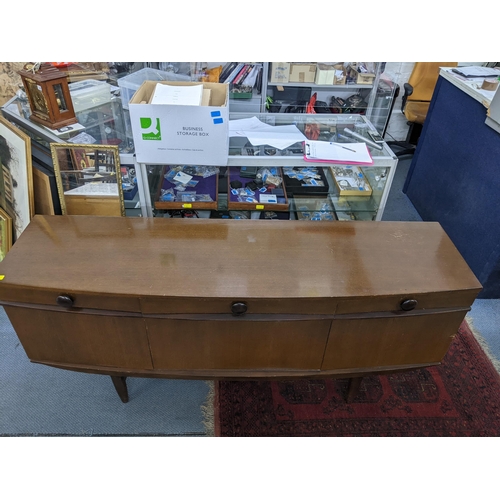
0, 207, 13, 262
0, 115, 34, 242
50, 143, 125, 217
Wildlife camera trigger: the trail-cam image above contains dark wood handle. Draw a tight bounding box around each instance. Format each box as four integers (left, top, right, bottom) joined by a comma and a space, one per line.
231, 302, 247, 316
56, 295, 74, 308
400, 299, 418, 311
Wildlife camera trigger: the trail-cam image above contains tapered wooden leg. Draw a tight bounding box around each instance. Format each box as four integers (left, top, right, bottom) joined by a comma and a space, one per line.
346, 377, 363, 403
110, 376, 129, 403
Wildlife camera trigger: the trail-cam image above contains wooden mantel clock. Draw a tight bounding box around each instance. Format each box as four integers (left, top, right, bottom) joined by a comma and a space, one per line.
18, 63, 78, 129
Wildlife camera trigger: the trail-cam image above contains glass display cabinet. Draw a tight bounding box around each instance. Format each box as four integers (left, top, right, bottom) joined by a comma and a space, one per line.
1, 65, 399, 222
140, 112, 398, 221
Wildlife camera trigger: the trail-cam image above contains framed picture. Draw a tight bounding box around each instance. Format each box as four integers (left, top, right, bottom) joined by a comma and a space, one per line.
0, 116, 34, 242
32, 159, 62, 215
50, 143, 125, 217
0, 207, 13, 262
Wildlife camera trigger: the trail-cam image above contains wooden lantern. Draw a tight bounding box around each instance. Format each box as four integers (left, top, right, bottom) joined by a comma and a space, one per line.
18, 63, 78, 129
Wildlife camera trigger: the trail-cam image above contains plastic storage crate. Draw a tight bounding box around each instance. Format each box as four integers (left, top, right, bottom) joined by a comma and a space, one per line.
117, 68, 191, 109
69, 80, 112, 113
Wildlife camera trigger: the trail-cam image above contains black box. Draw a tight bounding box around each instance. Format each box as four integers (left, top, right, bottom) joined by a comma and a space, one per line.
283, 167, 330, 195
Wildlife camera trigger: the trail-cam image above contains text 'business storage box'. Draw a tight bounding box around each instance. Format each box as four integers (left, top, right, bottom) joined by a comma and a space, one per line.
129, 81, 229, 165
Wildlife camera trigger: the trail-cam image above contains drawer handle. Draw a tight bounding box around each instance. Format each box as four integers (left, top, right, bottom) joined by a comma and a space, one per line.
400, 299, 418, 311
56, 294, 74, 308
231, 302, 247, 316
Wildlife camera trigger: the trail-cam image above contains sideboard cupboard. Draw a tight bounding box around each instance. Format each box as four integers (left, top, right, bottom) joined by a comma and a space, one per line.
0, 215, 481, 402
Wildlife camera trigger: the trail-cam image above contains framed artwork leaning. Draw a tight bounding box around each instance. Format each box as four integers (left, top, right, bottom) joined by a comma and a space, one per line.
50, 143, 125, 217
0, 207, 12, 262
0, 116, 34, 242
32, 159, 62, 215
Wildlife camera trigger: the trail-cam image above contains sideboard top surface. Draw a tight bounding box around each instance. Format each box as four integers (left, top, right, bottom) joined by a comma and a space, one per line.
0, 216, 481, 304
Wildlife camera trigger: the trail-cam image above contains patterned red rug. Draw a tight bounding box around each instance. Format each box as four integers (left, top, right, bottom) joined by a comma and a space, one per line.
215, 321, 500, 436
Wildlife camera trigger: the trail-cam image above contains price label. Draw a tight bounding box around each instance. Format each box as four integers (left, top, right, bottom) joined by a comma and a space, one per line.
260, 194, 277, 203
256, 205, 264, 210
182, 203, 193, 209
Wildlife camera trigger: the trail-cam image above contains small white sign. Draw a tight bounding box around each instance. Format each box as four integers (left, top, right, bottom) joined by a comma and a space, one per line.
260, 194, 277, 203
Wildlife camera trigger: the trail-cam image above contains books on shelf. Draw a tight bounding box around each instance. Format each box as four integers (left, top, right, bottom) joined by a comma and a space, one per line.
220, 62, 263, 89
221, 62, 263, 99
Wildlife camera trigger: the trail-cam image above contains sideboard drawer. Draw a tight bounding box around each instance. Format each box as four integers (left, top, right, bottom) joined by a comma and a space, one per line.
5, 307, 152, 370
140, 297, 339, 315
146, 318, 331, 370
2, 285, 142, 313
335, 290, 479, 315
321, 310, 467, 371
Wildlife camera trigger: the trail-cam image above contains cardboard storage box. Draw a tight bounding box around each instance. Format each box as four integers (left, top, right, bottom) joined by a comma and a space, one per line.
333, 64, 347, 84
69, 79, 112, 113
348, 65, 376, 85
315, 64, 335, 85
129, 81, 229, 166
289, 63, 316, 83
270, 62, 290, 83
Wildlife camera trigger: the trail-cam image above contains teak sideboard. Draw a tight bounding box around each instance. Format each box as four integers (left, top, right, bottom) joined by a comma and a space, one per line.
0, 216, 482, 403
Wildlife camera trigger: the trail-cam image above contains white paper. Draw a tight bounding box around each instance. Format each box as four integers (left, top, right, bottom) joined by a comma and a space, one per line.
305, 140, 372, 164
229, 117, 306, 149
173, 171, 193, 185
246, 124, 306, 149
151, 83, 203, 106
46, 122, 86, 136
229, 116, 273, 137
65, 183, 118, 197
477, 88, 497, 101
453, 66, 500, 78
67, 131, 96, 144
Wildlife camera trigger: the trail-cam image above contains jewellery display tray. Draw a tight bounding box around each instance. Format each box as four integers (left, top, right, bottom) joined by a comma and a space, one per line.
154, 165, 219, 211
227, 166, 289, 212
283, 167, 330, 195
330, 165, 373, 197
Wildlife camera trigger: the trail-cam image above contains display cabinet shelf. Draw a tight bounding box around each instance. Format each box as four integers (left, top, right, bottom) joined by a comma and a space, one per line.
141, 112, 397, 222
267, 82, 377, 90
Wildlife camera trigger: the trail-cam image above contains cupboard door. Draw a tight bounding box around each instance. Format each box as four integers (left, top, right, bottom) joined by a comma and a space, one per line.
322, 311, 467, 371
5, 307, 153, 370
146, 318, 331, 370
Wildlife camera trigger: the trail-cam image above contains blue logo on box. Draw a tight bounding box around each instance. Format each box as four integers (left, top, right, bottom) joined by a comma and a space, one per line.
211, 111, 223, 124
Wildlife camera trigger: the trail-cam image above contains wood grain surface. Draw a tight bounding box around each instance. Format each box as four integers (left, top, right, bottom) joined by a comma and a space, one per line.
0, 215, 481, 311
